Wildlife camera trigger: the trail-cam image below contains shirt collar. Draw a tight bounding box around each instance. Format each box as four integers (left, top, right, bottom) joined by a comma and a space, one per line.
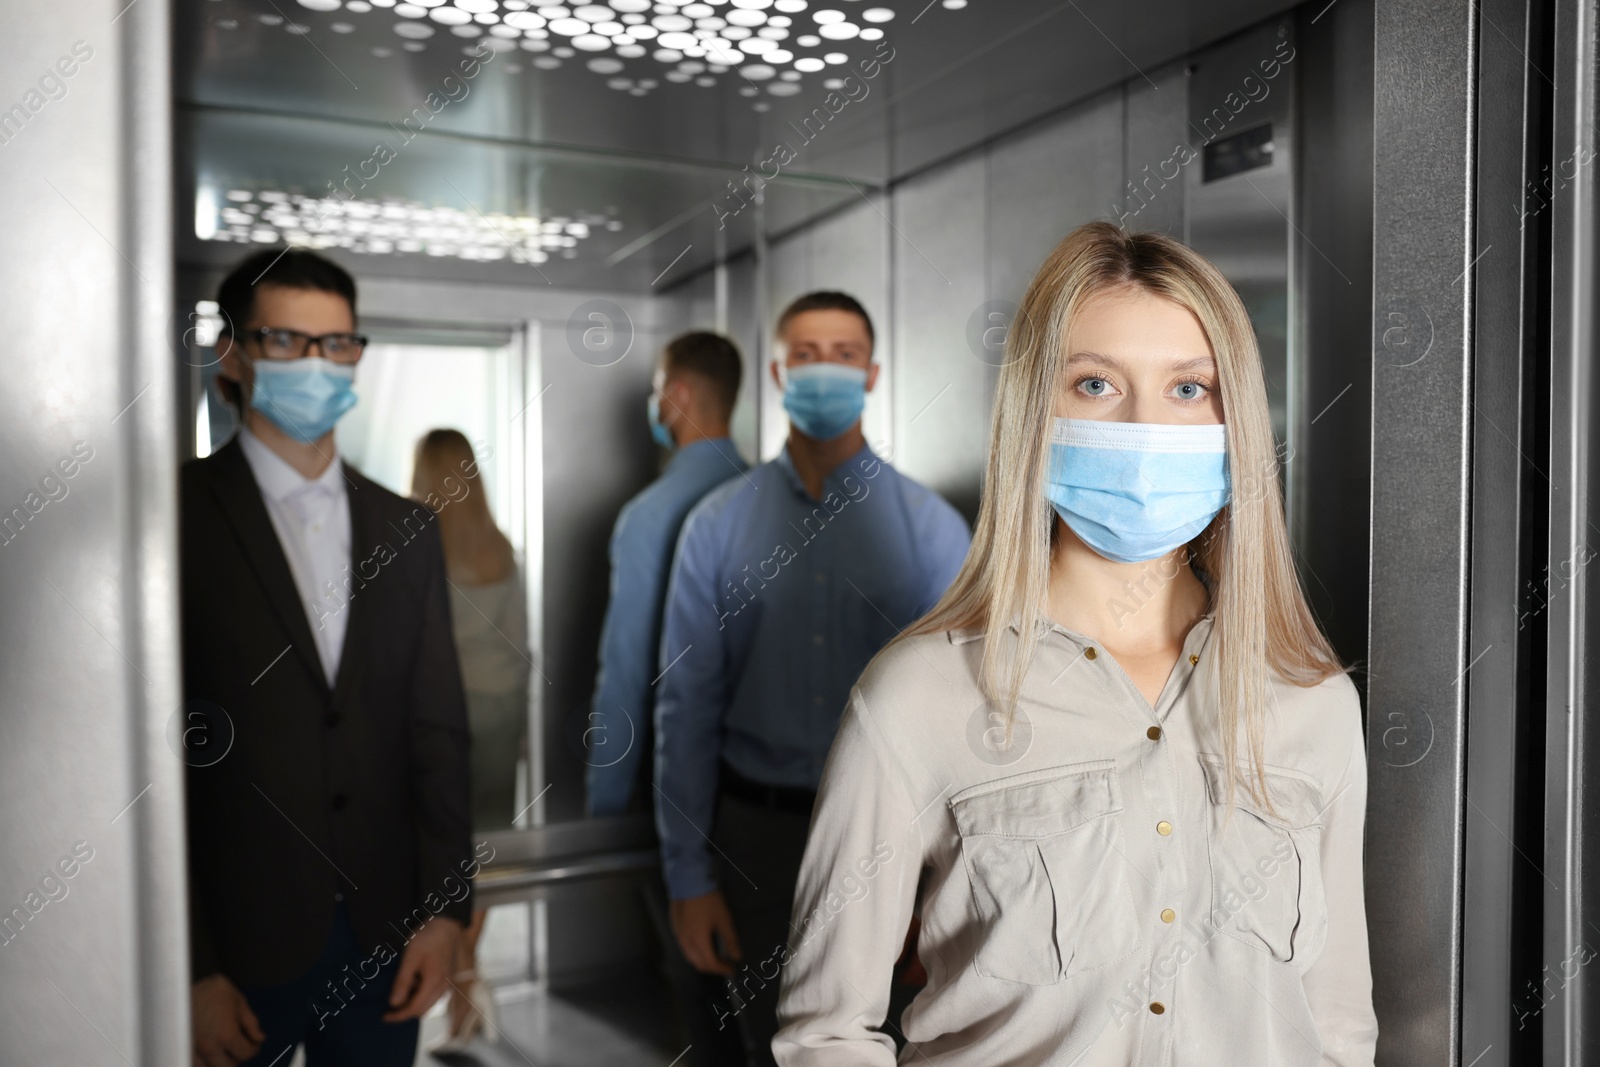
947, 608, 1217, 646
236, 423, 345, 505
774, 438, 877, 500
668, 435, 742, 471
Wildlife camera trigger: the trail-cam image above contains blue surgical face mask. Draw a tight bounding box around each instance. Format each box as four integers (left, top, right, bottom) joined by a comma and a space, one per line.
647, 392, 675, 451
782, 362, 867, 441
1045, 417, 1230, 564
249, 357, 358, 444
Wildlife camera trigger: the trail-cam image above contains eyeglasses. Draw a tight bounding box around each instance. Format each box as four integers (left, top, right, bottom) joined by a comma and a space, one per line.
244, 327, 369, 364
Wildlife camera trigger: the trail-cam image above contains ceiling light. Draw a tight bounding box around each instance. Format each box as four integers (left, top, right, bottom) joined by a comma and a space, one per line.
861, 5, 890, 18
812, 8, 843, 22
793, 55, 822, 71
858, 25, 880, 38
394, 19, 435, 34
795, 32, 818, 44
430, 6, 472, 21
738, 62, 775, 78
573, 32, 610, 47
818, 21, 856, 37
296, 0, 343, 10
456, 0, 501, 10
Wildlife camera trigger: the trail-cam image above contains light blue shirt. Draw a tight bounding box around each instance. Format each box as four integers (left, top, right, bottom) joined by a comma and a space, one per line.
585, 436, 749, 818
654, 441, 971, 899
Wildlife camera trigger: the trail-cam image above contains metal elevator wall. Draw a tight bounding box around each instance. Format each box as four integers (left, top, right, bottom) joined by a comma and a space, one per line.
0, 2, 188, 1064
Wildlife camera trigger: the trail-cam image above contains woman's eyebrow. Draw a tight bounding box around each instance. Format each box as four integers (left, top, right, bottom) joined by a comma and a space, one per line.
1065, 350, 1125, 369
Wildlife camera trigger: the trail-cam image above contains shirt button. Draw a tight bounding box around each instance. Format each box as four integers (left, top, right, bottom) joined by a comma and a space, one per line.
1150, 1002, 1166, 1015
814, 573, 826, 584
813, 634, 825, 646
1156, 820, 1173, 836
334, 892, 344, 902
1161, 908, 1176, 923
1147, 726, 1162, 741
1189, 654, 1199, 666
1084, 647, 1098, 660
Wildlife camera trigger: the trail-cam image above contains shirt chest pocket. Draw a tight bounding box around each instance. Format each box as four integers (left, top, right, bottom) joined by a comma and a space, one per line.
1200, 758, 1328, 967
949, 760, 1142, 985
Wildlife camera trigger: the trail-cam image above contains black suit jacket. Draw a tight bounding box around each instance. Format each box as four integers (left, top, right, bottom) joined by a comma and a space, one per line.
180, 436, 473, 987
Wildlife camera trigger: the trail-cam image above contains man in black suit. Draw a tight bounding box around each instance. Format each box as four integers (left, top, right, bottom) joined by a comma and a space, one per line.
182, 249, 473, 1066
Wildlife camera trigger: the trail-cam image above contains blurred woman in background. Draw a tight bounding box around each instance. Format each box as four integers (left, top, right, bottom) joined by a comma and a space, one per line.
411, 428, 531, 1047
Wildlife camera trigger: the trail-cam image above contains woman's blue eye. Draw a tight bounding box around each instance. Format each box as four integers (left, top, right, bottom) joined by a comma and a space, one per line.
1082, 378, 1110, 396
1174, 381, 1207, 401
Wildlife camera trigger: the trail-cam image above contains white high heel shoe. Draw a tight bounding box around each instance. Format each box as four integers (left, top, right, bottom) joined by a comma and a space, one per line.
431, 969, 497, 1053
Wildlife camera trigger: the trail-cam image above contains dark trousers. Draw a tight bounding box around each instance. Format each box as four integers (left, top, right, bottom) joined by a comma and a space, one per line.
237, 904, 418, 1067
710, 791, 813, 1067
641, 874, 748, 1067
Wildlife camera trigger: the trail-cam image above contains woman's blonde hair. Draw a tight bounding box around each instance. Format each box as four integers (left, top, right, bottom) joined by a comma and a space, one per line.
410, 428, 515, 585
901, 221, 1344, 806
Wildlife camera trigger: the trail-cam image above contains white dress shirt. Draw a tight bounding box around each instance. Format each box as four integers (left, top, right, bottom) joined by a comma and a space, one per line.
773, 612, 1378, 1067
237, 425, 352, 685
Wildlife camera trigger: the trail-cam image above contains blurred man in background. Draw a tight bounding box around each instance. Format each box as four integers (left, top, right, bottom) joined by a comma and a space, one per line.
587, 330, 748, 1066
654, 292, 971, 1067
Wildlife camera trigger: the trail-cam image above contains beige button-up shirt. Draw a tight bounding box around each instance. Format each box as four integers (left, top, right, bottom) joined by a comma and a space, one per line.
773, 612, 1377, 1066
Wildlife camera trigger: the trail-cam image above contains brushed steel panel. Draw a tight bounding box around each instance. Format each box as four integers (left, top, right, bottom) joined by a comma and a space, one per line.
985, 86, 1124, 307
1367, 0, 1477, 1061
1543, 0, 1600, 1061
890, 151, 988, 520
0, 2, 185, 1064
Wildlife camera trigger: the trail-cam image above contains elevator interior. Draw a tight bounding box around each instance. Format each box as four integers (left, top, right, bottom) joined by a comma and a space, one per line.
14, 0, 1600, 1063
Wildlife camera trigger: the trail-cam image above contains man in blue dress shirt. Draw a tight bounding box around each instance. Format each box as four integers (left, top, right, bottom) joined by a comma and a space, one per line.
655, 292, 971, 1067
585, 330, 749, 1066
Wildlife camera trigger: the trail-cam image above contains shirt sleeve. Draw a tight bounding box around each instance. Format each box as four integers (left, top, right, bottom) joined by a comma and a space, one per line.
652, 500, 730, 900
585, 504, 663, 818
1300, 697, 1379, 1066
773, 685, 921, 1066
919, 497, 971, 614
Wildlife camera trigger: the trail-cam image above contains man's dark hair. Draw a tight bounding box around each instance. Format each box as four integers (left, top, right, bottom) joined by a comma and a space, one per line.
213, 248, 357, 409
662, 331, 743, 419
775, 290, 875, 347
216, 247, 357, 341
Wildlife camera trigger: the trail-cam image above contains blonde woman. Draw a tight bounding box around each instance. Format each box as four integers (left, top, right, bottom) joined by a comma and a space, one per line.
410, 428, 530, 1046
772, 222, 1377, 1066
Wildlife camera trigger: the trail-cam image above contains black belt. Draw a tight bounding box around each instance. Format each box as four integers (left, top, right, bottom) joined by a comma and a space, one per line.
718, 759, 817, 815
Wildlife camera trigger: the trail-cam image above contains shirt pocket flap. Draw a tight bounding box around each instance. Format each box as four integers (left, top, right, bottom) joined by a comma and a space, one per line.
950, 759, 1122, 838
1200, 758, 1324, 830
